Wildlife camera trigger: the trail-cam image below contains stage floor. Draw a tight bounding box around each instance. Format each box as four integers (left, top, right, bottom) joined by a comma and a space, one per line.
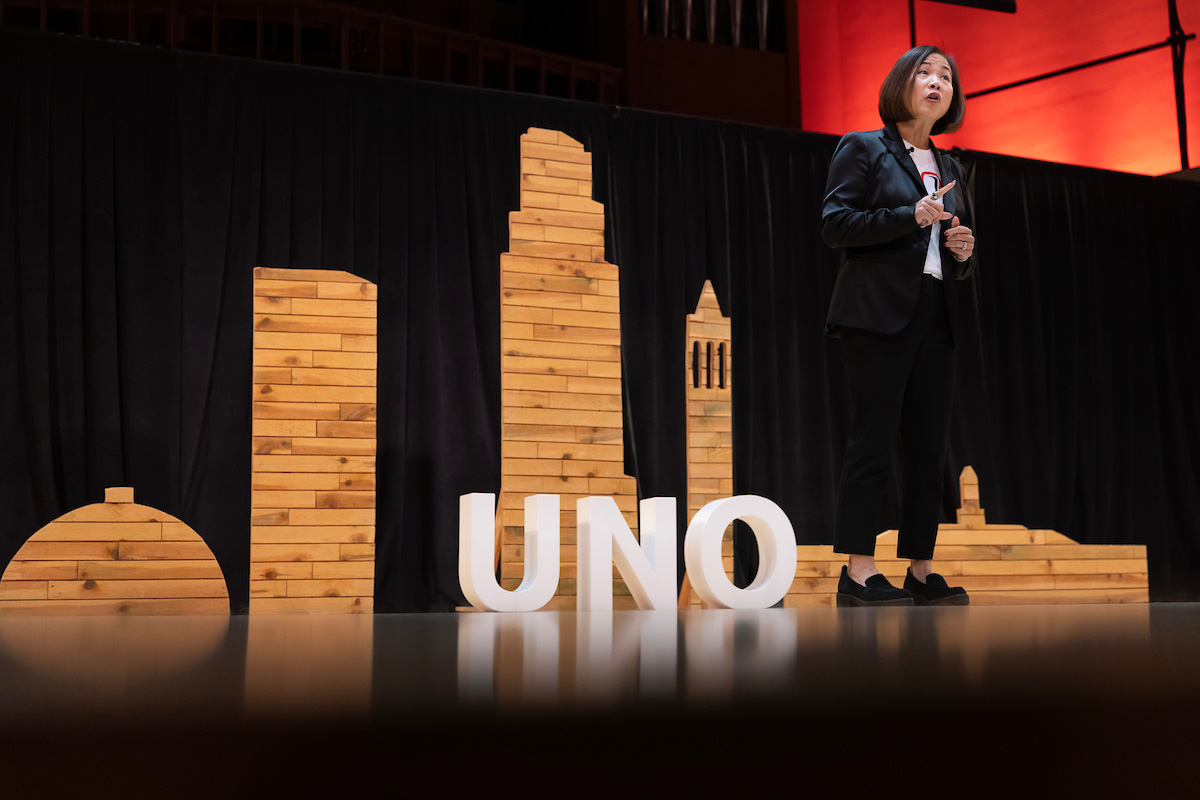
1, 604, 1197, 795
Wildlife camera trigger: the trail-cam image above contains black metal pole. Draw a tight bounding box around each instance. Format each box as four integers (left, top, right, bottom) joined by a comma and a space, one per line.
909, 0, 916, 48
965, 34, 1195, 99
1169, 0, 1189, 170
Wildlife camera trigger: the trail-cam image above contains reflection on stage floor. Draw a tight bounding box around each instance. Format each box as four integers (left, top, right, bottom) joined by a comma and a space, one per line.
1, 604, 1197, 794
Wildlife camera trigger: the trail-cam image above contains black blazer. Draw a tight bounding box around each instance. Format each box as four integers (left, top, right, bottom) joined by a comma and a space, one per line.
821, 123, 975, 340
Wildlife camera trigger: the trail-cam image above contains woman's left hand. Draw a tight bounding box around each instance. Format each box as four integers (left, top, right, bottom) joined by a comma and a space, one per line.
944, 216, 975, 261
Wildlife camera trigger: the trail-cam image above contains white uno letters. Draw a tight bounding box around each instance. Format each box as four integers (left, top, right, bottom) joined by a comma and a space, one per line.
683, 495, 797, 609
459, 493, 560, 612
577, 496, 677, 611
460, 493, 797, 611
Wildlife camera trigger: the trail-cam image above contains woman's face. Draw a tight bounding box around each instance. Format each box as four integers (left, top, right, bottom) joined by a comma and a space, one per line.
908, 53, 954, 124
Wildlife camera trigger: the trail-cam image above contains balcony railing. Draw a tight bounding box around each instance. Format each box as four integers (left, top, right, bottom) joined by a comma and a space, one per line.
0, 0, 624, 103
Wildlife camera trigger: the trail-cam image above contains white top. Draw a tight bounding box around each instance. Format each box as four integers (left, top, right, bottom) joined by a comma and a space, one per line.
904, 139, 943, 280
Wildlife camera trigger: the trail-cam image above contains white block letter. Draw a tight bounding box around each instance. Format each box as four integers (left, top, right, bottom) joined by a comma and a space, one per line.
459, 493, 560, 612
577, 496, 677, 611
683, 495, 797, 609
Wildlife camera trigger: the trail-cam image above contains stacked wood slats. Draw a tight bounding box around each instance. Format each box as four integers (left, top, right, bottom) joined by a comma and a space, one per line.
787, 467, 1149, 606
0, 487, 229, 615
252, 267, 377, 613
680, 280, 734, 609
499, 127, 638, 610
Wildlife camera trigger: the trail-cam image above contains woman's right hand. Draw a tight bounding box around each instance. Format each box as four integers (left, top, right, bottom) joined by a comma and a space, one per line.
914, 179, 955, 228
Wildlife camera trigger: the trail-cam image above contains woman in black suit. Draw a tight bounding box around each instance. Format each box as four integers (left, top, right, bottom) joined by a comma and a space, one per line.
821, 46, 976, 606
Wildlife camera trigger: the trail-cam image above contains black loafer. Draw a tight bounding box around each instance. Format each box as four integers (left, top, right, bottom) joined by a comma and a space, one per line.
904, 569, 969, 606
836, 566, 914, 607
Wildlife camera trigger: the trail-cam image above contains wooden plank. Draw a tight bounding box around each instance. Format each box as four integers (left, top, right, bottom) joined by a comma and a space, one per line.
342, 335, 377, 352
290, 298, 376, 318
36, 522, 161, 542
586, 361, 621, 378
520, 173, 579, 194
254, 279, 318, 297
251, 490, 314, 508
255, 267, 365, 283
964, 589, 1148, 605
339, 474, 376, 491
57, 503, 168, 523
536, 442, 623, 461
521, 128, 561, 144
340, 403, 376, 420
0, 598, 229, 615
501, 254, 617, 281
580, 294, 619, 313
252, 562, 314, 580
314, 491, 376, 509
533, 324, 620, 346
543, 226, 603, 246
255, 384, 375, 404
250, 544, 342, 562
521, 141, 592, 165
507, 241, 593, 261
546, 392, 621, 411
565, 376, 622, 395
511, 208, 604, 230
502, 373, 570, 392
251, 580, 288, 598
2, 561, 78, 580
317, 281, 377, 300
286, 579, 374, 598
77, 560, 225, 580
48, 579, 227, 600
289, 509, 375, 526
252, 526, 374, 544
252, 510, 289, 526
503, 407, 621, 428
339, 543, 376, 561
502, 272, 599, 294
291, 368, 377, 387
313, 561, 375, 579
253, 350, 314, 368
503, 356, 590, 377
502, 458, 563, 477
15, 542, 116, 561
315, 420, 376, 439
252, 455, 375, 473
253, 437, 292, 455
253, 402, 341, 420
0, 581, 49, 600
503, 423, 579, 443
503, 338, 618, 362
311, 350, 376, 370
502, 289, 583, 311
521, 190, 560, 209
501, 305, 556, 324
542, 160, 593, 181
251, 472, 340, 491
118, 542, 217, 560
254, 296, 291, 314
254, 332, 343, 351
504, 476, 589, 494
291, 437, 376, 456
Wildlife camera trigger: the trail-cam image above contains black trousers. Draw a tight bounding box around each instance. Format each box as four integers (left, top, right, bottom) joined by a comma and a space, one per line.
833, 275, 955, 560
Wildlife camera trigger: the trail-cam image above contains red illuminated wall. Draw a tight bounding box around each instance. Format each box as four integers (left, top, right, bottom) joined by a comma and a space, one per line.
798, 0, 1200, 175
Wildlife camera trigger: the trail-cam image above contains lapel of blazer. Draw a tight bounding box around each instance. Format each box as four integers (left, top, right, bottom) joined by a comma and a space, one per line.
881, 124, 926, 200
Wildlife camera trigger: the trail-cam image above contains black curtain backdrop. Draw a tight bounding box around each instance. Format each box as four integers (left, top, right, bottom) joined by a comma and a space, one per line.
3, 30, 1199, 610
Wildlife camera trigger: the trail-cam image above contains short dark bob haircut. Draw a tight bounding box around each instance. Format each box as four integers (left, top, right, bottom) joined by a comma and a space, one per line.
878, 46, 965, 135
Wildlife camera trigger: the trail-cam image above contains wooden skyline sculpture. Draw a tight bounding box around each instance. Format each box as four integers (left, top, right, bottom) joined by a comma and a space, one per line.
786, 466, 1149, 606
679, 281, 734, 609
498, 127, 637, 610
251, 267, 377, 613
0, 487, 229, 615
